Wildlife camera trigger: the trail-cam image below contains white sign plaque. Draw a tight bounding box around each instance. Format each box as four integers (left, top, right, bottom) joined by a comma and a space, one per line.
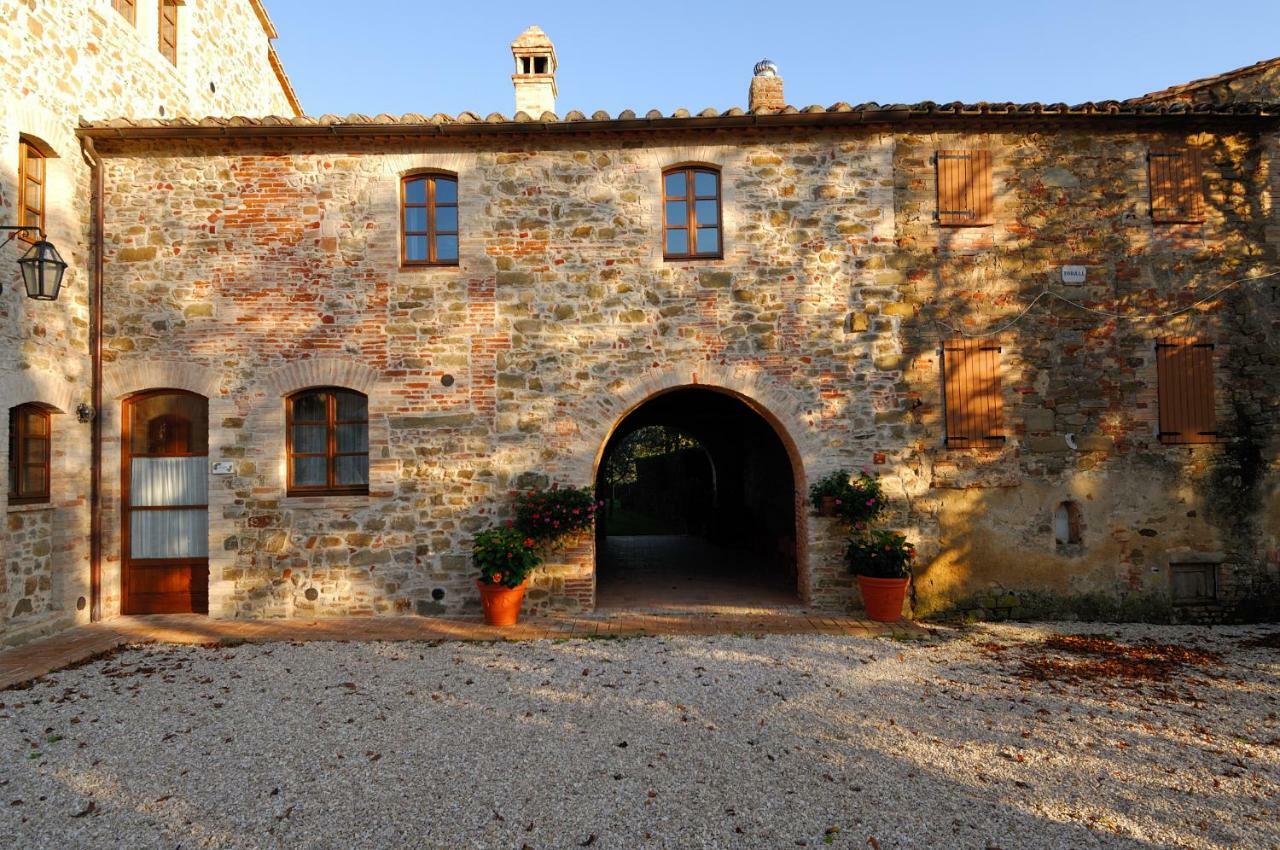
211, 461, 235, 475
1061, 265, 1087, 285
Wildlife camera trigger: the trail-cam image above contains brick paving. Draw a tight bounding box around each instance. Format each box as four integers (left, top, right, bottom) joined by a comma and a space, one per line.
0, 610, 929, 690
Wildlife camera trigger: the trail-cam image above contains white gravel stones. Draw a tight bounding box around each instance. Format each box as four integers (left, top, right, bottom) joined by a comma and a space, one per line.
0, 623, 1276, 849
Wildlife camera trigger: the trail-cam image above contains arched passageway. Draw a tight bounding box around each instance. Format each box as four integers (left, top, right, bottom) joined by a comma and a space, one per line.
594, 387, 800, 609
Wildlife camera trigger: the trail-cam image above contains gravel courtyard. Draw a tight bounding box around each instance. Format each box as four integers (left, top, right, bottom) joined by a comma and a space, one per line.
0, 623, 1276, 850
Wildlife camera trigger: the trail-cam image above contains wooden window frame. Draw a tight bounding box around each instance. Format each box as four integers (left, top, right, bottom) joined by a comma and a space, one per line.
1156, 337, 1217, 445
286, 388, 369, 496
1149, 148, 1205, 224
662, 165, 723, 261
9, 404, 51, 506
158, 0, 179, 66
400, 172, 459, 268
936, 150, 993, 227
18, 139, 46, 243
942, 338, 1005, 449
112, 0, 137, 25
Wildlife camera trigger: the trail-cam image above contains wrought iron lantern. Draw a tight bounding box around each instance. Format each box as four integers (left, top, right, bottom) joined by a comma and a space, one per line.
3, 225, 66, 301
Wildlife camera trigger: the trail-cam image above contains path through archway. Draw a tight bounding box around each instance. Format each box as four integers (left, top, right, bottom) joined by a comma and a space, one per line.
594, 387, 800, 609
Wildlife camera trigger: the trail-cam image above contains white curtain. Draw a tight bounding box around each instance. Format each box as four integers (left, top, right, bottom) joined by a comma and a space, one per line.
131, 510, 209, 559
130, 457, 208, 559
131, 457, 206, 506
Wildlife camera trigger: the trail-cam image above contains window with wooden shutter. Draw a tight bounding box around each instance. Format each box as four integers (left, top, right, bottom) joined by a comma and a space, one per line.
18, 139, 46, 240
942, 338, 1004, 448
159, 1, 179, 65
936, 150, 992, 227
1156, 337, 1216, 444
112, 0, 137, 25
9, 404, 51, 505
1148, 148, 1204, 223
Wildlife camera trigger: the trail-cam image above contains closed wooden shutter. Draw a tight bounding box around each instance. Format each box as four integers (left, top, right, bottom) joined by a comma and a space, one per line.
942, 338, 1004, 447
113, 0, 137, 24
159, 1, 179, 65
1149, 148, 1204, 223
936, 150, 993, 227
1156, 337, 1216, 444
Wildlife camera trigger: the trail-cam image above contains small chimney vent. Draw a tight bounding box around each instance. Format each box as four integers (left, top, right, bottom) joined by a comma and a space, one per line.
511, 26, 558, 117
749, 58, 784, 112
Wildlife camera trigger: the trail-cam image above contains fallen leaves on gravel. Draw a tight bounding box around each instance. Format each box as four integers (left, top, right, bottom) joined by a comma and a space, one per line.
1013, 634, 1222, 689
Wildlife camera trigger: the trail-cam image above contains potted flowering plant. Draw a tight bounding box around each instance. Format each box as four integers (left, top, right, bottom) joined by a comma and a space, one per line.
473, 526, 541, 626
846, 529, 916, 622
513, 484, 598, 546
809, 469, 886, 527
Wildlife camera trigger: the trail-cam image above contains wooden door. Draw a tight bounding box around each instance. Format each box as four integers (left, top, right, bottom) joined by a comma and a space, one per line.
122, 391, 209, 614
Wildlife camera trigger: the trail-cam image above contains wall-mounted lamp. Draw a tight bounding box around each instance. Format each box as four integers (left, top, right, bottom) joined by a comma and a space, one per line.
3, 225, 67, 301
76, 403, 95, 424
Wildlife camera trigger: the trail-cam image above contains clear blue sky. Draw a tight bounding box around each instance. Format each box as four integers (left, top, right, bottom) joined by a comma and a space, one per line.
266, 0, 1280, 117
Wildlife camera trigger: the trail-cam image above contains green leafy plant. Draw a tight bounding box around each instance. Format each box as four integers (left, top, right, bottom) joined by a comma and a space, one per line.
809, 469, 886, 527
473, 526, 541, 588
846, 529, 915, 579
513, 484, 599, 543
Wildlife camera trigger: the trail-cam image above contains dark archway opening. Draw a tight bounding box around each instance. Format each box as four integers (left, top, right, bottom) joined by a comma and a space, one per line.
594, 388, 799, 609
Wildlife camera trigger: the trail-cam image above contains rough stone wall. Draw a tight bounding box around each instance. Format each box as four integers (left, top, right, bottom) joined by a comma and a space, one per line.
90, 123, 1280, 621
0, 0, 297, 644
1145, 63, 1280, 107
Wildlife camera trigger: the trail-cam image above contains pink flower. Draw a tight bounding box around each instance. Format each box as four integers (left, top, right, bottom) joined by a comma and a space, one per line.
866, 499, 875, 506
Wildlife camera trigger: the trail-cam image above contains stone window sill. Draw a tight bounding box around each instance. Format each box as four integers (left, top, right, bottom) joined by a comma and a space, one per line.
7, 501, 55, 514
280, 494, 378, 511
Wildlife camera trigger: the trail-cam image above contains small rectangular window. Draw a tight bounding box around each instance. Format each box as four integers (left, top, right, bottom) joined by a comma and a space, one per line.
663, 167, 721, 260
287, 389, 369, 495
9, 404, 51, 505
401, 174, 459, 267
942, 338, 1004, 448
159, 1, 179, 65
1156, 337, 1216, 445
1171, 563, 1217, 604
112, 0, 137, 25
1149, 148, 1204, 224
18, 140, 46, 240
936, 150, 993, 227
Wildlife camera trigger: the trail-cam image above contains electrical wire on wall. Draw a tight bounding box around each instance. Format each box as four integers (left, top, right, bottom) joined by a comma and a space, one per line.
931, 268, 1280, 339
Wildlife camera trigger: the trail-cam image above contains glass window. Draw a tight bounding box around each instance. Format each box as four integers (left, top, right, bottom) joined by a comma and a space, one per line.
663, 167, 721, 259
9, 404, 51, 505
287, 388, 369, 495
402, 174, 459, 266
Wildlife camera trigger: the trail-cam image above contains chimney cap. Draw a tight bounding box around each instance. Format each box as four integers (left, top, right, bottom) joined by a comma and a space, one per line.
754, 58, 779, 77
513, 25, 555, 51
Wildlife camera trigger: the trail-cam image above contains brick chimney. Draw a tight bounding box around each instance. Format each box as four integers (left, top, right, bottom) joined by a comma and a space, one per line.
511, 26, 558, 117
749, 59, 784, 112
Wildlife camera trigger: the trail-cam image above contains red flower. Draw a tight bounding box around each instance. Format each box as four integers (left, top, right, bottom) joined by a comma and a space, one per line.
523, 538, 535, 548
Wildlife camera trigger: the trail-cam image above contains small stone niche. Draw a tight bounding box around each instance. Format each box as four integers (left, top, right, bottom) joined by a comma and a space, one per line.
1053, 500, 1083, 547
1171, 563, 1218, 604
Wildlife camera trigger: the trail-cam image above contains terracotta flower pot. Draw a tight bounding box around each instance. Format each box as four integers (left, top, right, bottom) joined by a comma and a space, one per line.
857, 574, 909, 622
819, 495, 839, 517
477, 579, 528, 626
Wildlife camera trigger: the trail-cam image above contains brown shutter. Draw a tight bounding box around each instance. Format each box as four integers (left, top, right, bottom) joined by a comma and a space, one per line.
943, 338, 1004, 447
936, 150, 992, 227
1149, 148, 1204, 223
1156, 337, 1216, 444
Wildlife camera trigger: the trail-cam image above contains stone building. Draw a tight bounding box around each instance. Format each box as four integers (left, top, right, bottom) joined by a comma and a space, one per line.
2, 12, 1279, 643
0, 0, 299, 644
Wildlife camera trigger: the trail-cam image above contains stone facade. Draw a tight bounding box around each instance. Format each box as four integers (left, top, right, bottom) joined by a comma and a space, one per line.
4, 16, 1280, 643
0, 0, 298, 644
80, 112, 1280, 624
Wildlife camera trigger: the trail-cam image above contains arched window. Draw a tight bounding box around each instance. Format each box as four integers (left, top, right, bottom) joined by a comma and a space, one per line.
286, 388, 369, 495
401, 172, 459, 267
18, 137, 50, 239
1053, 500, 1083, 546
663, 166, 721, 259
9, 404, 51, 505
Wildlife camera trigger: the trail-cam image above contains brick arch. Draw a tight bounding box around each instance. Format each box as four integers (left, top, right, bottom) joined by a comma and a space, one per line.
0, 371, 77, 415
5, 99, 74, 161
259, 358, 381, 398
103, 360, 223, 401
569, 362, 823, 485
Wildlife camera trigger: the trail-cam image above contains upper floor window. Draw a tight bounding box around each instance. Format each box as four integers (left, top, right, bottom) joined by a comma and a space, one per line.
1149, 148, 1204, 224
286, 388, 369, 495
936, 150, 993, 227
663, 166, 721, 260
18, 138, 47, 240
941, 338, 1005, 449
9, 404, 51, 505
401, 173, 459, 267
1156, 337, 1216, 444
159, 1, 179, 65
112, 0, 137, 25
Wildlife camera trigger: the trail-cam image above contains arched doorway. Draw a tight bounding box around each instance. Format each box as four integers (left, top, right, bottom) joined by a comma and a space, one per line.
593, 387, 801, 609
